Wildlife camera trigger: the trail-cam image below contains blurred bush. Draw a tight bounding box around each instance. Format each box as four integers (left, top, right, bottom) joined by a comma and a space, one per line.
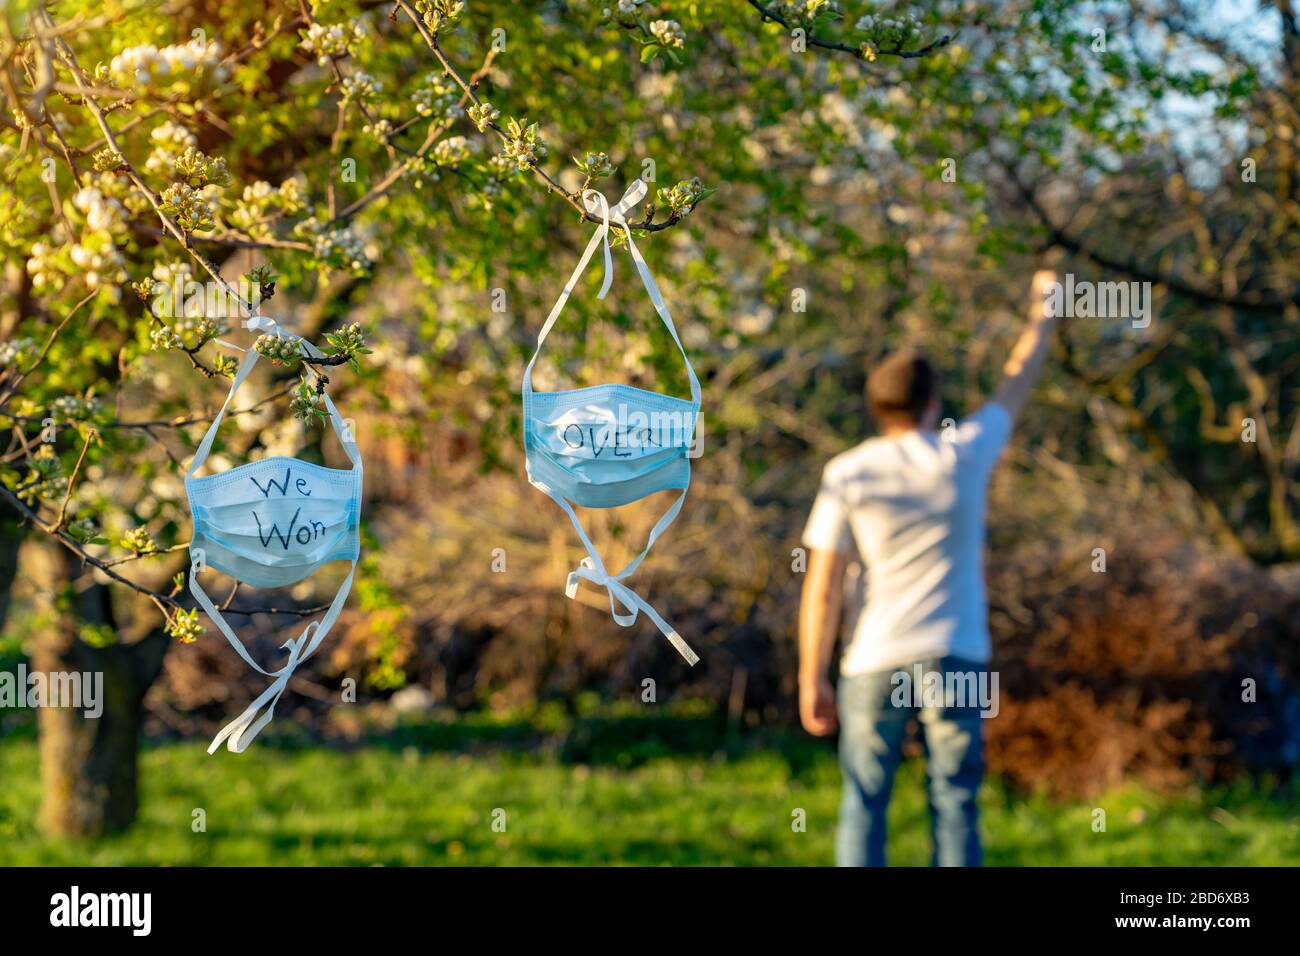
986, 533, 1300, 797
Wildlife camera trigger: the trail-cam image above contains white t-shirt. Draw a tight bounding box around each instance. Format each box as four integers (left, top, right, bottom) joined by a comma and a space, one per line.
802, 403, 1012, 675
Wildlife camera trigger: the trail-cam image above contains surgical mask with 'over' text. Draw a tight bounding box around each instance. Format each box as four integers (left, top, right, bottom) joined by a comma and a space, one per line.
522, 181, 702, 665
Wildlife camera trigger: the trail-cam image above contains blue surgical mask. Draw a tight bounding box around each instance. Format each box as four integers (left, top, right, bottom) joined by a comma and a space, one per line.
185, 315, 363, 753
522, 182, 702, 665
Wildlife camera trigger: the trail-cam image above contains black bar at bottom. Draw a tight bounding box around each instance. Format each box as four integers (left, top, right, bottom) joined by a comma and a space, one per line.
0, 865, 1282, 942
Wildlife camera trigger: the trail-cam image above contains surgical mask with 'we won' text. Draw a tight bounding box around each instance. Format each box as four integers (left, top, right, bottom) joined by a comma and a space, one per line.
185, 315, 363, 753
522, 181, 702, 665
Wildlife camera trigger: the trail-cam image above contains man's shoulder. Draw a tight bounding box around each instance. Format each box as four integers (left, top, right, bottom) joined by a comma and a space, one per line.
958, 401, 1012, 433
823, 436, 896, 484
952, 402, 1014, 457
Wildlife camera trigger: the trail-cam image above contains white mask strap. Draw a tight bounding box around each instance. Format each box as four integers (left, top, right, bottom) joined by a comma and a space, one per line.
187, 346, 260, 479
521, 180, 700, 414
194, 560, 357, 754
618, 222, 701, 409
520, 189, 621, 404
526, 478, 699, 665
186, 316, 361, 477
244, 315, 360, 470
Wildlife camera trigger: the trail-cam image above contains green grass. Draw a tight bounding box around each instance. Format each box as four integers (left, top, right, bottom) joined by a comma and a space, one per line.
0, 705, 1297, 865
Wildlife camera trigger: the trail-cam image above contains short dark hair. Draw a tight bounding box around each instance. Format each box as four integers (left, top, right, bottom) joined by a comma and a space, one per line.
866, 349, 939, 427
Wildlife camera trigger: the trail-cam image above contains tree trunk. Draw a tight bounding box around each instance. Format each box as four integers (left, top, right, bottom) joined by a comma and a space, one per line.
29, 543, 168, 837
0, 514, 22, 630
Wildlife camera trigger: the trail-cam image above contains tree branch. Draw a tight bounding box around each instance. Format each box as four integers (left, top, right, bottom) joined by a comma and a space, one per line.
746, 0, 955, 61
0, 482, 334, 618
393, 0, 691, 235
1009, 168, 1298, 312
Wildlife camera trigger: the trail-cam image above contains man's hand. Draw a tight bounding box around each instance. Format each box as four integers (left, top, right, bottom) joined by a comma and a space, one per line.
1030, 268, 1058, 320
800, 675, 838, 736
799, 547, 847, 736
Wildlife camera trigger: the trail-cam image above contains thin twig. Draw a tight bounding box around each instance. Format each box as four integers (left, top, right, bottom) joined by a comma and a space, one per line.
53, 426, 95, 531
0, 288, 97, 407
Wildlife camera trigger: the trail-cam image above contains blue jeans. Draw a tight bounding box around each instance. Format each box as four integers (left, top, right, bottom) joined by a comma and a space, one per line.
835, 656, 986, 866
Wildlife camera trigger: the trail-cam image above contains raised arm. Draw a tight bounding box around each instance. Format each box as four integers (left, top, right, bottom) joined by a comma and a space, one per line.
992, 269, 1060, 422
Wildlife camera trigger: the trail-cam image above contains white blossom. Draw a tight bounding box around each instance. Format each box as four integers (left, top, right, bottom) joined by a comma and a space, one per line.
411, 73, 463, 119
433, 135, 479, 166
649, 20, 686, 49
108, 38, 229, 90
0, 337, 34, 367
341, 71, 382, 102
299, 21, 368, 66
145, 120, 199, 175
